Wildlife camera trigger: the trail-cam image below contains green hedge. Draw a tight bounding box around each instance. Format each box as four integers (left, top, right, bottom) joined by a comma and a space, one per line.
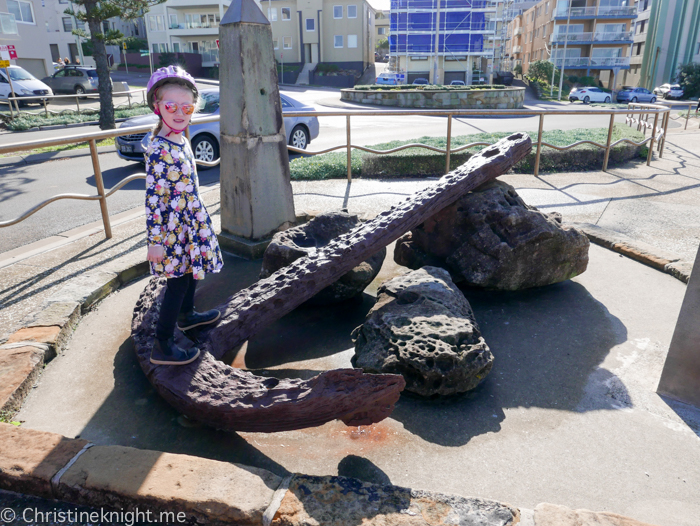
290, 126, 647, 180
353, 84, 507, 91
4, 105, 152, 131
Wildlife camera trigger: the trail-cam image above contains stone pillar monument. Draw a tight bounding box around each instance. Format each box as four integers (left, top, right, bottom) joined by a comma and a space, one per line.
657, 244, 700, 407
217, 0, 296, 259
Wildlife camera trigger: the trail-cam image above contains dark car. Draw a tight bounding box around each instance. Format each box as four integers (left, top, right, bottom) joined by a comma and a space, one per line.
412, 78, 429, 85
494, 71, 514, 86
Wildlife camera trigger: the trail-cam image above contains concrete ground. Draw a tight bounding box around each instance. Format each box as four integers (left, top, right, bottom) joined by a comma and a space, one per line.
2, 128, 700, 526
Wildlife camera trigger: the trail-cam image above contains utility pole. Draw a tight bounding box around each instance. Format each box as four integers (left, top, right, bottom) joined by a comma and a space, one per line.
432, 0, 441, 84
550, 42, 557, 97
557, 1, 572, 101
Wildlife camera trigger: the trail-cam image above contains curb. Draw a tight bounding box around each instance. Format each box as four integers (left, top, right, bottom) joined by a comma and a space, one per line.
0, 422, 657, 526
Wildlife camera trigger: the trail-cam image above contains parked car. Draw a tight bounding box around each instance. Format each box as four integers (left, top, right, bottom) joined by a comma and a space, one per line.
412, 78, 429, 85
114, 89, 319, 167
494, 71, 514, 86
450, 80, 466, 86
653, 83, 684, 100
42, 66, 111, 95
616, 87, 656, 103
0, 65, 52, 106
569, 86, 611, 103
376, 72, 401, 85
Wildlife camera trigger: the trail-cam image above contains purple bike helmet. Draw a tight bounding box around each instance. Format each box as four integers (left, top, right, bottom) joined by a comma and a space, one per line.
146, 65, 198, 111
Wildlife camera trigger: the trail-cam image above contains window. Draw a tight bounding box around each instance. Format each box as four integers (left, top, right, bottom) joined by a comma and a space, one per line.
283, 36, 292, 49
173, 42, 180, 52
334, 5, 342, 18
348, 34, 357, 47
378, 27, 386, 35
545, 1, 549, 13
6, 0, 34, 24
334, 35, 343, 47
273, 37, 279, 49
169, 14, 178, 29
306, 18, 314, 31
347, 5, 357, 18
103, 20, 110, 33
267, 7, 277, 21
152, 43, 159, 53
0, 12, 18, 34
149, 15, 164, 31
282, 7, 291, 20
62, 16, 72, 32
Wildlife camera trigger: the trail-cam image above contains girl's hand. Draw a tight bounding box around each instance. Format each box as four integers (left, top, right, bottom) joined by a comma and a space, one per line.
147, 245, 164, 263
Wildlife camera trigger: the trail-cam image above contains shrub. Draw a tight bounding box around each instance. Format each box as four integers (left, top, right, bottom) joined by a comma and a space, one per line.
352, 84, 507, 91
528, 60, 554, 82
677, 62, 700, 98
568, 75, 579, 84
158, 52, 186, 68
578, 76, 596, 87
514, 64, 522, 77
317, 63, 340, 74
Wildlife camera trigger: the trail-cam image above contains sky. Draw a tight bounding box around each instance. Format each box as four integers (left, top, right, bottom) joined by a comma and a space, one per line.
368, 0, 391, 11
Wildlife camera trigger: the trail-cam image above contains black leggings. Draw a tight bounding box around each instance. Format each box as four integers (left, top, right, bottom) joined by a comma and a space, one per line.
156, 273, 197, 341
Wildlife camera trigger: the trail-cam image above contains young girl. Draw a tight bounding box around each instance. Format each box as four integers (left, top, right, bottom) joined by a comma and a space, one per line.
144, 66, 223, 366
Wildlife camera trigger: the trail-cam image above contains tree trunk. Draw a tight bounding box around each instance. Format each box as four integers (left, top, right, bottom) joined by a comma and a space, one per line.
85, 1, 115, 129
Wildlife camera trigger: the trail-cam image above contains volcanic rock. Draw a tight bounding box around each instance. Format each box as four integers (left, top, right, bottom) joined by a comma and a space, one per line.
394, 180, 589, 290
260, 211, 385, 305
351, 266, 493, 397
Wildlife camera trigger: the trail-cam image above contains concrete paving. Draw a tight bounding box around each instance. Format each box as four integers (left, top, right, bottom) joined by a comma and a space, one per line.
2, 128, 700, 526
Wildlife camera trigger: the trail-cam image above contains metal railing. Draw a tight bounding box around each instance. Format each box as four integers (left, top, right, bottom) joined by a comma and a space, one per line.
549, 56, 630, 68
554, 6, 636, 17
550, 30, 634, 43
4, 88, 147, 119
0, 105, 672, 241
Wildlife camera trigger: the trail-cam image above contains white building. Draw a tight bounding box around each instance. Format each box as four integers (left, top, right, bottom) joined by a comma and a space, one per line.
0, 0, 53, 77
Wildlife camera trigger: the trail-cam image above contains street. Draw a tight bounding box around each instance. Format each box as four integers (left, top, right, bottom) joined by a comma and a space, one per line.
0, 84, 683, 254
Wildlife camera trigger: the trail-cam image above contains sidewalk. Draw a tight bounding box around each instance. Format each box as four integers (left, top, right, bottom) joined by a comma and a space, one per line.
1, 130, 699, 526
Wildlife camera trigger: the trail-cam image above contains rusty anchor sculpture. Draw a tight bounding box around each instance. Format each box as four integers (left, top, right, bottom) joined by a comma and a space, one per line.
131, 133, 533, 433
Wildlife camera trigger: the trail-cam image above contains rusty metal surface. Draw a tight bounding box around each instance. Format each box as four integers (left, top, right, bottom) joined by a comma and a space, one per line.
130, 133, 533, 433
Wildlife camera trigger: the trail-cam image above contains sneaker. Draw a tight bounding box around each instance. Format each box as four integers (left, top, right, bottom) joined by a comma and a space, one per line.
150, 338, 200, 366
177, 309, 221, 331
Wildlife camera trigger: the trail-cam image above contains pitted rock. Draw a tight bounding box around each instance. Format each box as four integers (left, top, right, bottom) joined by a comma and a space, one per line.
260, 211, 386, 305
394, 180, 589, 290
351, 266, 493, 397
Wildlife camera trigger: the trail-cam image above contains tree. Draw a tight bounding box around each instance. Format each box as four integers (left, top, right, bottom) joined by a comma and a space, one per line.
527, 60, 553, 82
677, 62, 700, 99
65, 0, 166, 129
376, 37, 389, 52
513, 64, 522, 77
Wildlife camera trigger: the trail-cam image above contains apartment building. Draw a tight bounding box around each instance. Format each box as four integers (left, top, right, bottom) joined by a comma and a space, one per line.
0, 0, 53, 77
375, 8, 390, 50
145, 0, 229, 67
638, 0, 700, 89
265, 0, 374, 72
504, 0, 538, 69
390, 0, 507, 85
44, 0, 146, 66
508, 0, 637, 89
622, 0, 649, 86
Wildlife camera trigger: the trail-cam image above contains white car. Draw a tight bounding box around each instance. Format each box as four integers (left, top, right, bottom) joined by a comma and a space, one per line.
569, 86, 611, 104
0, 65, 53, 106
653, 83, 684, 100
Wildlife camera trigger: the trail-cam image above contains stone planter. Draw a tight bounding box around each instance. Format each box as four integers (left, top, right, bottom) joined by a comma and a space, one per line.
341, 87, 525, 109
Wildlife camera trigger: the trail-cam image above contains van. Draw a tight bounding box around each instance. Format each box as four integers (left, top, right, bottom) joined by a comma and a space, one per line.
376, 72, 403, 85
0, 65, 53, 106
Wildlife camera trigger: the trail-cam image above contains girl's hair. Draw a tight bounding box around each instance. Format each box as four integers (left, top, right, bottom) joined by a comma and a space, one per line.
152, 79, 199, 136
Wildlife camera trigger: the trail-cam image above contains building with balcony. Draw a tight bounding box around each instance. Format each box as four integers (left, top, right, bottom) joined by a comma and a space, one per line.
264, 0, 374, 79
0, 0, 54, 77
44, 0, 146, 68
144, 0, 229, 69
507, 0, 637, 89
375, 8, 390, 51
637, 0, 700, 90
390, 0, 510, 84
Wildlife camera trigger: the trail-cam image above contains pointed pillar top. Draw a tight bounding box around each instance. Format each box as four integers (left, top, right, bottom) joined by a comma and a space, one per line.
221, 0, 270, 26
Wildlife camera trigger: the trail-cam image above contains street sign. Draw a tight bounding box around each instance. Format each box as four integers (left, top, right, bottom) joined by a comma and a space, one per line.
0, 60, 9, 68
140, 49, 149, 57
123, 42, 127, 50
0, 44, 17, 61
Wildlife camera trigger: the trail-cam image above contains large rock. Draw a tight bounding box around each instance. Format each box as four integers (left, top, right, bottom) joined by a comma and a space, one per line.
351, 266, 493, 397
260, 211, 386, 305
394, 180, 589, 290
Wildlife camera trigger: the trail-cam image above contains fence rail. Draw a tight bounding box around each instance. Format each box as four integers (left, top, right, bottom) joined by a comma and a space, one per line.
0, 105, 671, 241
4, 88, 147, 118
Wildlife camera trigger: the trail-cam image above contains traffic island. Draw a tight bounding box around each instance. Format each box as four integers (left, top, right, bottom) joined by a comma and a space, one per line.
340, 86, 525, 109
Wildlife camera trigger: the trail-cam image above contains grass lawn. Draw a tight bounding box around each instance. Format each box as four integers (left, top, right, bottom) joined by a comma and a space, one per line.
3, 104, 152, 132
0, 138, 115, 158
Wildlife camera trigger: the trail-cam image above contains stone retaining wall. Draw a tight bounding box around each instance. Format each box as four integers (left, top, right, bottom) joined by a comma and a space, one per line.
341, 87, 525, 109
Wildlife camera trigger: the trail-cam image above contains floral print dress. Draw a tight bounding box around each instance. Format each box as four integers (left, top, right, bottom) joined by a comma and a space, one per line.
145, 136, 223, 280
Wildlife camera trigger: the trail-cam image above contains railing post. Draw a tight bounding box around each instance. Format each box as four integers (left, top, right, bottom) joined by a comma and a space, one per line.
657, 110, 665, 152
89, 139, 112, 239
127, 92, 132, 109
142, 90, 146, 105
659, 109, 669, 159
602, 112, 615, 171
445, 114, 452, 174
638, 105, 643, 133
533, 113, 544, 177
346, 114, 352, 182
43, 98, 48, 118
686, 103, 690, 130
76, 95, 80, 115
7, 96, 13, 118
185, 126, 190, 142
647, 112, 659, 167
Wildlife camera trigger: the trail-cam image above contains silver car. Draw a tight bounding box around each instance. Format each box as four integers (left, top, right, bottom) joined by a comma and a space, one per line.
42, 66, 111, 95
114, 89, 320, 169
